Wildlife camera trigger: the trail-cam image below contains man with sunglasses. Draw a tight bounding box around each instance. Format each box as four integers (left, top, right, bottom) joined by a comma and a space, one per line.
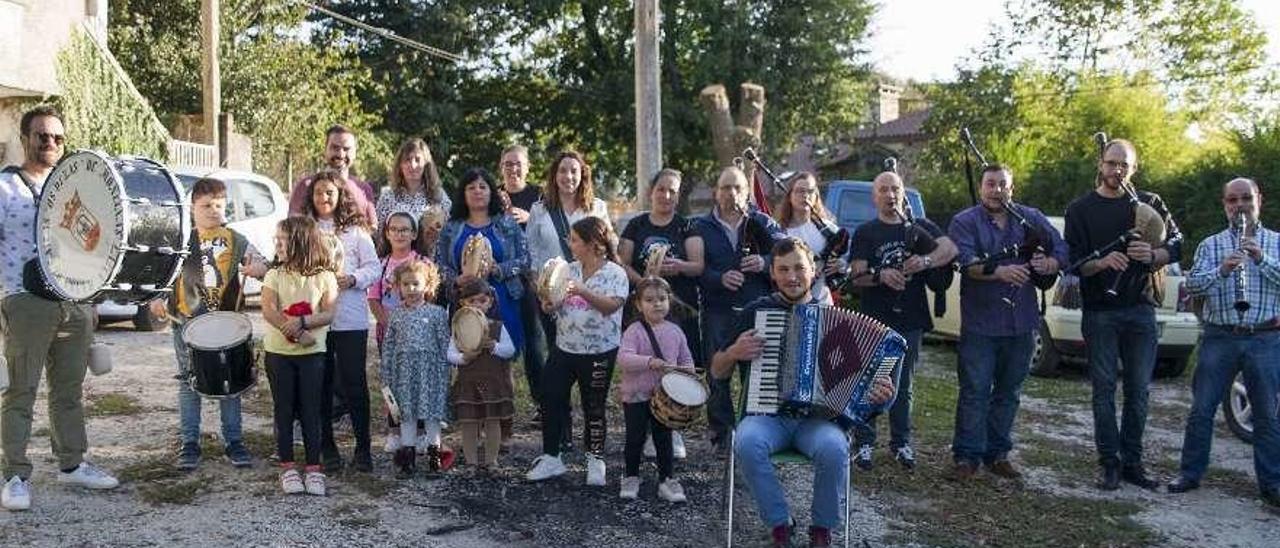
1, 105, 120, 511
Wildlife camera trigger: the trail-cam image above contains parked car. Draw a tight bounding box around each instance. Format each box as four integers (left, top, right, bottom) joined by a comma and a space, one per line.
930, 215, 1200, 378
96, 166, 286, 331
823, 180, 925, 234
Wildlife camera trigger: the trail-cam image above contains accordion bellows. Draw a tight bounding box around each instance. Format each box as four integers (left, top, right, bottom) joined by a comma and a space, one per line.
745, 304, 906, 429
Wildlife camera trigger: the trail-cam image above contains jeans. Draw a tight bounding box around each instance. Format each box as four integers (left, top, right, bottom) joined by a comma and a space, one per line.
1178, 327, 1280, 490
705, 308, 744, 444
854, 329, 922, 450
541, 347, 617, 458
734, 415, 849, 529
1, 294, 92, 478
172, 322, 243, 446
952, 331, 1033, 464
1082, 304, 1157, 466
624, 401, 673, 479
266, 352, 325, 466
320, 330, 371, 461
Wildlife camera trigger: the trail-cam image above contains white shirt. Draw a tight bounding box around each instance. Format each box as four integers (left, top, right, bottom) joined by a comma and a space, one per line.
317, 219, 380, 331
554, 260, 628, 355
786, 220, 834, 305
0, 169, 40, 299
527, 198, 613, 275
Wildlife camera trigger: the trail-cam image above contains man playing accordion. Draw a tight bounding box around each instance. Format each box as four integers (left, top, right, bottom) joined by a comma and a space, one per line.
711, 238, 895, 548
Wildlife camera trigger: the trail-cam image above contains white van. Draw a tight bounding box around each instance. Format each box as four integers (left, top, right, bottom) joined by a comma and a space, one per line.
930, 216, 1200, 378
96, 167, 287, 330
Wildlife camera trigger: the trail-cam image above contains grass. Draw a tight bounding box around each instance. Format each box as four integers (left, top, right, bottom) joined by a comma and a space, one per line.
116, 453, 209, 505
858, 352, 1162, 547
86, 392, 145, 417
1022, 374, 1093, 405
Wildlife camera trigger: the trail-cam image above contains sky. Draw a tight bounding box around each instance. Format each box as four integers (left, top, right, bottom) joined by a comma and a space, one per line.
867, 0, 1280, 83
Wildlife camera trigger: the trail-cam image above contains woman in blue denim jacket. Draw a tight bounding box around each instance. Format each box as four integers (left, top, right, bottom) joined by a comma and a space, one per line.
436, 167, 531, 352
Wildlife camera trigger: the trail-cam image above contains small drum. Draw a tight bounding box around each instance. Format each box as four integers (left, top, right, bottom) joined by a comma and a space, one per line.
182, 311, 255, 398
35, 150, 189, 303
650, 370, 708, 430
538, 257, 571, 306
452, 306, 490, 353
461, 233, 493, 278
421, 204, 447, 234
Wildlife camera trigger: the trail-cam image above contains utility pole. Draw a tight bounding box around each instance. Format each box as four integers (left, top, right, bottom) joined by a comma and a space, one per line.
634, 0, 661, 207
201, 0, 221, 165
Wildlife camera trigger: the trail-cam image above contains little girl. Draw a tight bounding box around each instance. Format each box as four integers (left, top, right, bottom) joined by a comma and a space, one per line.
448, 278, 517, 469
616, 276, 692, 502
262, 216, 338, 496
370, 212, 426, 454
380, 259, 451, 476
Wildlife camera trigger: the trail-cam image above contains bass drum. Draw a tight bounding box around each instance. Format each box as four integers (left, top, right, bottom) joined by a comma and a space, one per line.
35, 150, 189, 303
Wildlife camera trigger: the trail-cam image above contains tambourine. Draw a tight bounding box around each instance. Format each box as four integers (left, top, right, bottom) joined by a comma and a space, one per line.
537, 257, 571, 307
421, 204, 447, 234
451, 306, 490, 354
461, 233, 493, 278
644, 242, 670, 277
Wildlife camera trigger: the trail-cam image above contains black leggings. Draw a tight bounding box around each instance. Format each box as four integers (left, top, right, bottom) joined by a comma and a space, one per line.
542, 347, 617, 458
267, 352, 325, 466
520, 280, 546, 406
624, 401, 673, 480
321, 330, 371, 458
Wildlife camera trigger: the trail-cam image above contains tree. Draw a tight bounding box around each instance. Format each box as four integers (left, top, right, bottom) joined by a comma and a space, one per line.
108, 0, 389, 184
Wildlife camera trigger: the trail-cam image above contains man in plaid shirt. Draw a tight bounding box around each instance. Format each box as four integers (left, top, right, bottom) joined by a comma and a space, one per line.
1172, 177, 1280, 507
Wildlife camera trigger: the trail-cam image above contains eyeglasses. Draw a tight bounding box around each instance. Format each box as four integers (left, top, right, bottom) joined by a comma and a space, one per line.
32, 132, 65, 145
388, 227, 415, 234
1102, 160, 1131, 172
501, 161, 525, 169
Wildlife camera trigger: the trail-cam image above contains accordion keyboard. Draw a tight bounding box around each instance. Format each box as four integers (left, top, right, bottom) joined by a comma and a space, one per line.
745, 309, 788, 415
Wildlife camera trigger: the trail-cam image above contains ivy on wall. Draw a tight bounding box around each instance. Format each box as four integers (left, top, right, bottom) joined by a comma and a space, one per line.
55, 30, 167, 160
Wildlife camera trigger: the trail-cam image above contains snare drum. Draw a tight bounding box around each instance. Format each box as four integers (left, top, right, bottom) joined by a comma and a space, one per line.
650, 370, 708, 430
182, 311, 255, 398
35, 151, 189, 303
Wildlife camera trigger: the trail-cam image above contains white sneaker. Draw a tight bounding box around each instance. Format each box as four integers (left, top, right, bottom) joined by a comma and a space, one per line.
672, 432, 687, 459
303, 471, 326, 496
280, 469, 304, 494
2, 476, 31, 510
525, 454, 567, 481
56, 462, 119, 490
658, 478, 687, 503
383, 433, 401, 453
619, 476, 641, 499
586, 455, 606, 486
643, 436, 657, 458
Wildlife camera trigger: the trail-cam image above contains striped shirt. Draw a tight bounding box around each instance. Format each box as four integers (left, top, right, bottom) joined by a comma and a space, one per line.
1185, 224, 1280, 326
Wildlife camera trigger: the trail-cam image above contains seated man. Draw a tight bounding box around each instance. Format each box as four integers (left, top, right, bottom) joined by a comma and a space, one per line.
712, 238, 895, 548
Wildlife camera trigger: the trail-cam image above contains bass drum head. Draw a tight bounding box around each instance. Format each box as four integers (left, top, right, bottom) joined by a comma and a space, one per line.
183, 311, 253, 350
36, 150, 128, 301
661, 371, 707, 406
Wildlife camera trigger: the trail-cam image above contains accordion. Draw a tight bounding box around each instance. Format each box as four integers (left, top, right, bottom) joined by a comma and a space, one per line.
744, 304, 906, 428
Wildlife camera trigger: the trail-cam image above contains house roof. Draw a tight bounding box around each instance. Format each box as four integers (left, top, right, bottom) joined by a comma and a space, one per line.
854, 108, 931, 141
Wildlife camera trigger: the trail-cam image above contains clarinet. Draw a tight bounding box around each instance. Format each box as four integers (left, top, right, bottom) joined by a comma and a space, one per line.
1233, 210, 1253, 324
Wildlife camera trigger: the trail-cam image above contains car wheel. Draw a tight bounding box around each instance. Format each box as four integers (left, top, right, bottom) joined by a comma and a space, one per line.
1154, 357, 1189, 379
133, 304, 170, 332
1029, 320, 1061, 377
1223, 372, 1253, 444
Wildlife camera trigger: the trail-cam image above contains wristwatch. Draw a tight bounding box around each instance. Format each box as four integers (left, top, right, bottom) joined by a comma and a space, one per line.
923, 256, 933, 268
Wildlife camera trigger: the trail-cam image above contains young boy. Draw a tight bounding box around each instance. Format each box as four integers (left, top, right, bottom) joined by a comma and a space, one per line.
153, 178, 268, 470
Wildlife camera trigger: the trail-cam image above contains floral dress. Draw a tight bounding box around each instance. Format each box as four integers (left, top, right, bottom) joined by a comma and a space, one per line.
380, 302, 451, 422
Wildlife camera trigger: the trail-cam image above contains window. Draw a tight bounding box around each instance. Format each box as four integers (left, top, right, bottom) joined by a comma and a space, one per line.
837, 190, 875, 228
236, 179, 277, 220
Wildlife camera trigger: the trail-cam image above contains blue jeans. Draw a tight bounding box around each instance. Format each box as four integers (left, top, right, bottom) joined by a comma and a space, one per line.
734, 415, 849, 529
706, 308, 745, 443
854, 329, 922, 450
173, 322, 243, 445
952, 331, 1033, 464
1082, 304, 1157, 466
1178, 327, 1280, 491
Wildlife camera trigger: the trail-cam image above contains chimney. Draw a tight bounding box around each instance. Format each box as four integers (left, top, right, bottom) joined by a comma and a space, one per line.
874, 83, 901, 125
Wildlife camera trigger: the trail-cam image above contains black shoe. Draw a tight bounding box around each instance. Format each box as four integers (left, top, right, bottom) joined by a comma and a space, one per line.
1099, 464, 1121, 491
353, 448, 373, 473
225, 442, 253, 468
394, 447, 416, 478
1262, 488, 1280, 508
1121, 464, 1159, 490
425, 445, 442, 472
176, 442, 201, 471
1167, 477, 1200, 494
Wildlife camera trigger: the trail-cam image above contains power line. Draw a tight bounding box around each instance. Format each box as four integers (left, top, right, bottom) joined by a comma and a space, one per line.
296, 1, 465, 63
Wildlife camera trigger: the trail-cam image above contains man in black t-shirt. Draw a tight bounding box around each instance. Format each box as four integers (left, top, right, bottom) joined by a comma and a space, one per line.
1064, 138, 1181, 491
500, 144, 547, 422
712, 238, 895, 547
848, 171, 957, 471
